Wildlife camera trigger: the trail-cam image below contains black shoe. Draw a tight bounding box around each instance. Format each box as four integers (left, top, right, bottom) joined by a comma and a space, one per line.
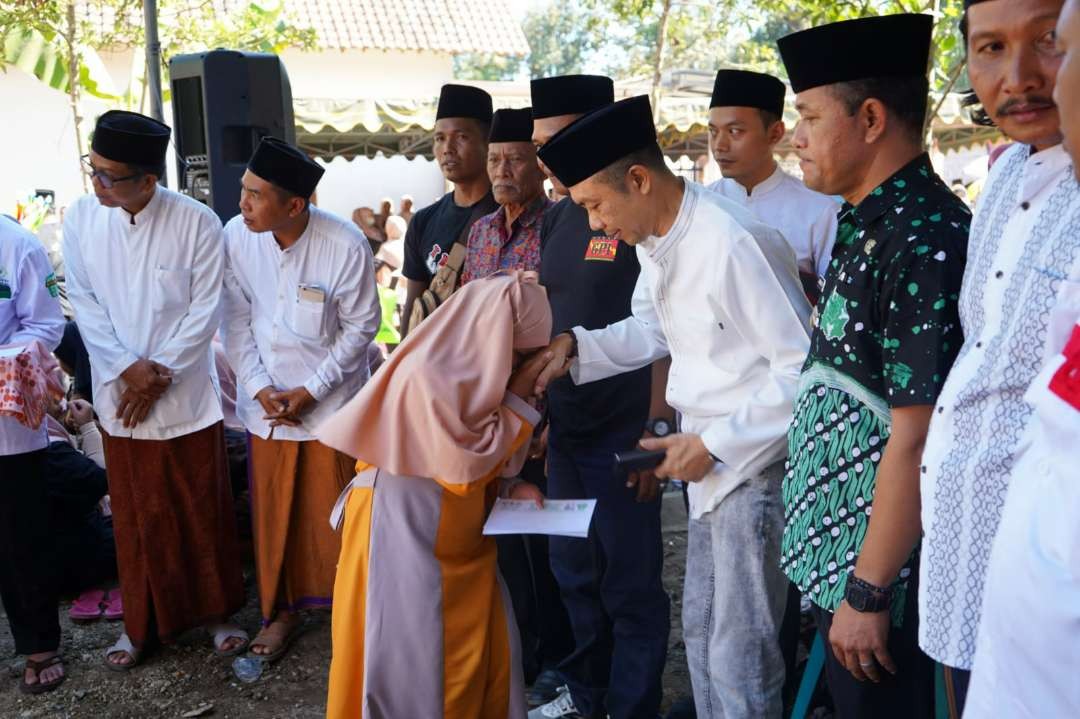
526, 669, 566, 707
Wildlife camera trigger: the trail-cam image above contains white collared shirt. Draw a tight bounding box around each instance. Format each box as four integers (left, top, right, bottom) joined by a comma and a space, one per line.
708, 165, 839, 279
919, 143, 1080, 669
0, 217, 65, 455
965, 254, 1080, 718
570, 181, 812, 518
63, 187, 225, 440
221, 206, 381, 441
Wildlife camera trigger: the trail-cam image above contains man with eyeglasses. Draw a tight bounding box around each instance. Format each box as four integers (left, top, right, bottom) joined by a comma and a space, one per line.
63, 110, 247, 671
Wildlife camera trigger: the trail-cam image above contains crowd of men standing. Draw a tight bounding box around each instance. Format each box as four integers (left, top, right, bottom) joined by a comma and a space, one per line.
2, 0, 1080, 717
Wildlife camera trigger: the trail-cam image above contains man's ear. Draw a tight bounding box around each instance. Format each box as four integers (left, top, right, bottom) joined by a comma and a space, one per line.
767, 120, 786, 147
861, 97, 889, 145
627, 165, 651, 195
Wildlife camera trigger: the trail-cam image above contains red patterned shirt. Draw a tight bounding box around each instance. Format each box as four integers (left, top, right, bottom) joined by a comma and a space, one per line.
461, 196, 551, 284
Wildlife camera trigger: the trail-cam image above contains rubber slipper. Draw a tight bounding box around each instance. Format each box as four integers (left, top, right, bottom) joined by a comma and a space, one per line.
20, 654, 65, 695
69, 589, 106, 621
246, 619, 305, 664
103, 633, 142, 673
209, 624, 249, 658
103, 590, 124, 620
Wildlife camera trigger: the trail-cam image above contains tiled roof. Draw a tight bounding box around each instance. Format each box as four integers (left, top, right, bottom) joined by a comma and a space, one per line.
78, 0, 529, 56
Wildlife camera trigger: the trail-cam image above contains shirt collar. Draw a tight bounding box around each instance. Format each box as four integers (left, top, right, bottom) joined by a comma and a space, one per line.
1017, 143, 1072, 202
119, 185, 163, 228
849, 152, 935, 228
641, 180, 694, 261
748, 164, 785, 198
504, 195, 549, 232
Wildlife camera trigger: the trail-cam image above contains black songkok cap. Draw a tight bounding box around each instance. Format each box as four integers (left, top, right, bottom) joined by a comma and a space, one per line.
536, 95, 656, 189
778, 14, 933, 93
247, 136, 325, 198
710, 70, 786, 116
489, 108, 534, 143
435, 84, 494, 123
530, 75, 615, 119
90, 110, 170, 167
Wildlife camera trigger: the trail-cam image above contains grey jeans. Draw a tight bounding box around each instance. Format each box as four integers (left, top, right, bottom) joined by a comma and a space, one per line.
682, 461, 789, 719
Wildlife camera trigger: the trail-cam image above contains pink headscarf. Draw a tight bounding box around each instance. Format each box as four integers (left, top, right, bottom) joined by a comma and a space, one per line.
316, 271, 552, 486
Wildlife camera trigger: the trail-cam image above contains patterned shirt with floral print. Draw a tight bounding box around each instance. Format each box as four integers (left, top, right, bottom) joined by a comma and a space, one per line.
460, 196, 551, 284
781, 154, 971, 622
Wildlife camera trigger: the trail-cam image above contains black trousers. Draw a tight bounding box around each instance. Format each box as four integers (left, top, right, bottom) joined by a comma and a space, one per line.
810, 576, 934, 719
0, 449, 61, 654
497, 457, 575, 682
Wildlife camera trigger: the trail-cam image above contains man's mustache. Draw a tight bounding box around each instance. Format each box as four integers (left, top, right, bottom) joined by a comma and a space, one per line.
996, 95, 1056, 116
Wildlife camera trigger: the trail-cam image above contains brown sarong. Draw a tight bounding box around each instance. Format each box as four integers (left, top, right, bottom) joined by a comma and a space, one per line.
102, 421, 243, 647
248, 435, 353, 622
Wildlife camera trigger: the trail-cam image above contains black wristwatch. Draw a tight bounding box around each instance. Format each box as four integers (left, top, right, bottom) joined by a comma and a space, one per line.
844, 575, 893, 613
645, 417, 674, 438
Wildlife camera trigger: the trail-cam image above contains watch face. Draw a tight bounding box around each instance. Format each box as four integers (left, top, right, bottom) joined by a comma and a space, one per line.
652, 419, 671, 437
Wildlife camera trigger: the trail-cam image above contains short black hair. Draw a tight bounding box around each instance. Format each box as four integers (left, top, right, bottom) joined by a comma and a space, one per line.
270, 184, 311, 211
757, 109, 782, 130
599, 143, 669, 192
829, 75, 930, 143
129, 160, 165, 182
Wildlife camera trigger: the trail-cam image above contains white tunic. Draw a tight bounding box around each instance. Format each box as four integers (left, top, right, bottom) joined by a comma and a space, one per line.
708, 165, 839, 279
63, 187, 225, 440
570, 181, 812, 518
221, 207, 381, 441
919, 143, 1080, 669
0, 217, 65, 455
965, 255, 1080, 718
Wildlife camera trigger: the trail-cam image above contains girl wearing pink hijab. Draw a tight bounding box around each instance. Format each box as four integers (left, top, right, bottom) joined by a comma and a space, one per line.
317, 271, 552, 719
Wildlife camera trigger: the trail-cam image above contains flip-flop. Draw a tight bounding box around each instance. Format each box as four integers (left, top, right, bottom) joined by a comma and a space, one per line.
20, 655, 65, 695
69, 589, 106, 621
103, 590, 124, 620
103, 633, 142, 673
209, 624, 250, 658
246, 619, 305, 664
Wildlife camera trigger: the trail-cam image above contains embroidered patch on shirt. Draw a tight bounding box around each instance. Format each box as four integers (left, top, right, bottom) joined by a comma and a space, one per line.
1049, 325, 1080, 410
44, 272, 59, 298
584, 237, 618, 262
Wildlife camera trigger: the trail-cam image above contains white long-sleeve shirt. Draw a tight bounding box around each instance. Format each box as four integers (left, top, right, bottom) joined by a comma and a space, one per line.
221, 207, 381, 441
570, 181, 812, 518
708, 165, 839, 279
0, 217, 65, 455
63, 187, 225, 440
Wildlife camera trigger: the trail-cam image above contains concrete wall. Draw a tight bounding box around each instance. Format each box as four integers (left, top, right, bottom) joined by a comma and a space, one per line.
280, 49, 452, 99
316, 154, 446, 220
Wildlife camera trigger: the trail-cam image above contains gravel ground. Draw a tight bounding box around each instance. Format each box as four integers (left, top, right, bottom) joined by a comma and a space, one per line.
0, 495, 694, 719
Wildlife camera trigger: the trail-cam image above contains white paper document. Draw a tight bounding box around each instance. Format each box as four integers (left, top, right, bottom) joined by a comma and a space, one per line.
483, 498, 597, 538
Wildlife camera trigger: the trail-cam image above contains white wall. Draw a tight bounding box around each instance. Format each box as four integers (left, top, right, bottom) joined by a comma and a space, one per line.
315, 154, 445, 219
280, 49, 453, 99
0, 68, 112, 215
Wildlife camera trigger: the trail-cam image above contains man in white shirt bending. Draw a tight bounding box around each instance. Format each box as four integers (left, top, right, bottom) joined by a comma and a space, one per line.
222, 137, 380, 661
705, 70, 838, 298
63, 110, 246, 671
535, 96, 811, 719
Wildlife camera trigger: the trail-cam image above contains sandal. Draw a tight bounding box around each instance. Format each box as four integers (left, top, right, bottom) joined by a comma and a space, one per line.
20, 654, 65, 695
103, 590, 124, 620
208, 624, 249, 658
246, 618, 304, 664
103, 633, 142, 673
69, 589, 106, 621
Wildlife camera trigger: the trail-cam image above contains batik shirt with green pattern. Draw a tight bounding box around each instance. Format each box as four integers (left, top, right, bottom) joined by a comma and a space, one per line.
781, 154, 970, 622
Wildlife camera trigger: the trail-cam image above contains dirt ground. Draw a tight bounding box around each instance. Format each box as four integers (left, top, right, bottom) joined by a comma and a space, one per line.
0, 494, 694, 719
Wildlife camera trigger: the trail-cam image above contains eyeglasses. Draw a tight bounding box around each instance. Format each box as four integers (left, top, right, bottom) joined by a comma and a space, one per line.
80, 155, 142, 189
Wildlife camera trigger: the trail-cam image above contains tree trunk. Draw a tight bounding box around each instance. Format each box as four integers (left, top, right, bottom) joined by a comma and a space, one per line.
65, 1, 88, 192
650, 0, 673, 124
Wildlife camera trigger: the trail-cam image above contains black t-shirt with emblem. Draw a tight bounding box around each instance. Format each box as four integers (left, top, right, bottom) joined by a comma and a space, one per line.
402, 190, 498, 284
540, 197, 650, 448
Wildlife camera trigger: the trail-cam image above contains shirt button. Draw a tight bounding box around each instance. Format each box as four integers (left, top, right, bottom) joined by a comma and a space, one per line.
976, 341, 983, 348
995, 270, 1004, 279
920, 465, 927, 474
1021, 201, 1031, 210
936, 406, 944, 414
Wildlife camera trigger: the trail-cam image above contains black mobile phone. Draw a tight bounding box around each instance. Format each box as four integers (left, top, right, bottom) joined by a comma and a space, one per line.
613, 449, 667, 474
